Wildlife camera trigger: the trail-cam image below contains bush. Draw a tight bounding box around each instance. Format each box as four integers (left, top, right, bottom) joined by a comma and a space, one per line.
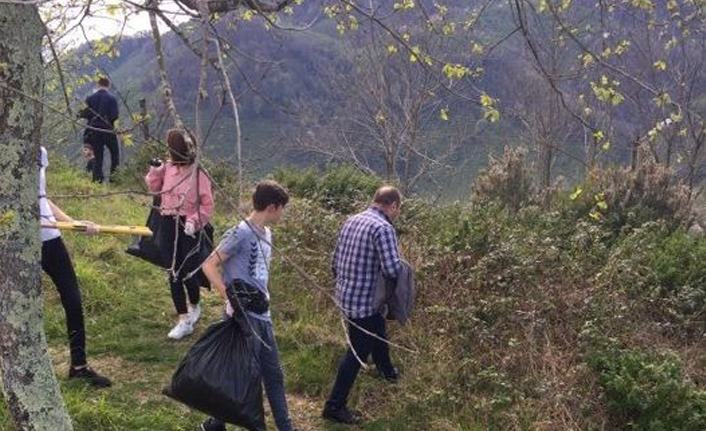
571, 160, 693, 233
599, 223, 706, 329
272, 165, 382, 213
588, 347, 706, 431
472, 146, 535, 212
111, 138, 163, 189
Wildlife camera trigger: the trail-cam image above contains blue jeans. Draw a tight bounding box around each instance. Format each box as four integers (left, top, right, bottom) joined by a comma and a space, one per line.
210, 318, 293, 431
325, 313, 395, 409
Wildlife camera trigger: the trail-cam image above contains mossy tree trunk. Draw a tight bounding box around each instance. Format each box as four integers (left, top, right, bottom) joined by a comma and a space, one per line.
0, 4, 74, 431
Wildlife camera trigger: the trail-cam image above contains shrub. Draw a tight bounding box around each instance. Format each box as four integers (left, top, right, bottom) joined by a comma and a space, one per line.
571, 160, 693, 233
472, 146, 535, 212
588, 347, 706, 431
272, 165, 382, 213
111, 138, 163, 189
599, 222, 706, 329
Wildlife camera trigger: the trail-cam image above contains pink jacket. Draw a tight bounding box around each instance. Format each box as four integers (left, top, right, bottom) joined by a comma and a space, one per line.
145, 162, 214, 230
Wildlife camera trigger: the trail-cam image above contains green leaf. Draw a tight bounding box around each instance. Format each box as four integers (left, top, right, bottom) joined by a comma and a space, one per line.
483, 108, 500, 123
570, 187, 583, 201
122, 133, 134, 147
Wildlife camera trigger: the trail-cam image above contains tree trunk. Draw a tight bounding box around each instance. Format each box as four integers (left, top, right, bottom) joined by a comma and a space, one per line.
0, 5, 74, 431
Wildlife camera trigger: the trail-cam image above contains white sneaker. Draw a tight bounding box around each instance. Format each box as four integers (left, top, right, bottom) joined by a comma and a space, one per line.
188, 304, 201, 325
167, 320, 194, 340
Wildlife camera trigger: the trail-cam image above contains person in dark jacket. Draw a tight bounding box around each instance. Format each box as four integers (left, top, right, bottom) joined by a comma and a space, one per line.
79, 76, 119, 183
322, 186, 404, 425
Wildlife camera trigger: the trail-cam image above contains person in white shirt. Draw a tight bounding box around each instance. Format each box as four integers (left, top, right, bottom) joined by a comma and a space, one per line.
39, 147, 111, 387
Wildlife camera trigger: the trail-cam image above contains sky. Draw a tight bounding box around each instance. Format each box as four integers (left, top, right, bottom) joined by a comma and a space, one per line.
43, 0, 189, 50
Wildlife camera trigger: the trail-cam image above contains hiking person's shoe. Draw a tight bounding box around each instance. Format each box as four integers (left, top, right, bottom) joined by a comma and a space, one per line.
379, 366, 399, 383
168, 320, 194, 340
199, 418, 226, 431
188, 304, 201, 325
322, 405, 361, 424
68, 366, 112, 388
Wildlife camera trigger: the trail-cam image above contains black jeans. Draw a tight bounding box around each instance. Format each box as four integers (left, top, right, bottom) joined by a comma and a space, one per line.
87, 129, 119, 183
159, 216, 200, 315
41, 237, 87, 368
325, 313, 396, 409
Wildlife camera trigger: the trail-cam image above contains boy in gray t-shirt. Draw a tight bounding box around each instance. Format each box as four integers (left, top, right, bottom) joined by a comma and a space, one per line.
200, 180, 297, 431
218, 220, 273, 322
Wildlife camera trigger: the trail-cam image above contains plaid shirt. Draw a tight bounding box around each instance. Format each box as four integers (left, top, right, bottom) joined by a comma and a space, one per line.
332, 207, 402, 319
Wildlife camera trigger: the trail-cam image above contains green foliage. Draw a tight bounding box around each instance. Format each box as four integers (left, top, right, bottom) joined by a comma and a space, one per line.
4, 158, 706, 431
599, 222, 706, 329
273, 165, 382, 213
568, 159, 693, 234
588, 347, 706, 431
110, 138, 163, 189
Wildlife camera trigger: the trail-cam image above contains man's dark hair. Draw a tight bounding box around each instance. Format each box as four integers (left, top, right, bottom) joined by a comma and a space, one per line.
373, 186, 402, 206
97, 76, 111, 87
166, 128, 196, 164
253, 180, 289, 211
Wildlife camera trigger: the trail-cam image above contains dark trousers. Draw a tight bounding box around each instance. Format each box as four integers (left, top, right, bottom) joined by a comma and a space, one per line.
159, 216, 200, 315
325, 313, 395, 409
87, 130, 119, 183
41, 237, 87, 368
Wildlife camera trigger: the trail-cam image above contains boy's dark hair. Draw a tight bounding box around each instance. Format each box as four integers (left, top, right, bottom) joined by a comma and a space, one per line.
373, 185, 402, 206
97, 76, 111, 87
166, 128, 196, 164
253, 180, 289, 211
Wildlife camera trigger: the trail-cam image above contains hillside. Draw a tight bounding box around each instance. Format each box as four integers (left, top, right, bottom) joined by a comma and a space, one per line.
49, 5, 564, 200
2, 153, 706, 430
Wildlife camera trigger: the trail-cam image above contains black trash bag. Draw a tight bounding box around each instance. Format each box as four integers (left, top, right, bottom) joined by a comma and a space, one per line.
125, 196, 168, 268
162, 317, 265, 431
126, 197, 215, 289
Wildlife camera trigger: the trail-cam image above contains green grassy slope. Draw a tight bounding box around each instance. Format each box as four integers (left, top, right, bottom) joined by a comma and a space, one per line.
3, 158, 706, 431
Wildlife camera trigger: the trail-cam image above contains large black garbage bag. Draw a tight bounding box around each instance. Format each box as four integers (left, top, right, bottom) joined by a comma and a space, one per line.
126, 197, 215, 290
125, 196, 168, 268
163, 318, 265, 431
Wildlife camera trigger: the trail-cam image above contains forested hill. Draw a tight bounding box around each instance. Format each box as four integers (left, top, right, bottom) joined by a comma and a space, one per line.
54, 4, 557, 198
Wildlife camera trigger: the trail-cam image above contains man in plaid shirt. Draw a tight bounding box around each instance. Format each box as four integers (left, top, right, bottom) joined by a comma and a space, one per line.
323, 186, 403, 425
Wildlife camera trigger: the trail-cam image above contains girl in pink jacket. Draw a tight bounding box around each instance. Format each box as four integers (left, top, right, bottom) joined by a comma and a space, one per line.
145, 129, 214, 340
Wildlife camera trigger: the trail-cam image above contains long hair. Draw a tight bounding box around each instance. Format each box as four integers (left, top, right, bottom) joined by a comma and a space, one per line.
166, 129, 196, 164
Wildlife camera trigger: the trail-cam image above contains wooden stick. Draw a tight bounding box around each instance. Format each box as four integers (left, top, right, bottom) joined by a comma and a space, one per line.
41, 222, 153, 237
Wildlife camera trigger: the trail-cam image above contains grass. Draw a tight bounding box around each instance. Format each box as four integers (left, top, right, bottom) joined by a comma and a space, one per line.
0, 158, 417, 431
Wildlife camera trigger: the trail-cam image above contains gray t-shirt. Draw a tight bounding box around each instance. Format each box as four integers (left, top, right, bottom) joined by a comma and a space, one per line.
218, 220, 272, 322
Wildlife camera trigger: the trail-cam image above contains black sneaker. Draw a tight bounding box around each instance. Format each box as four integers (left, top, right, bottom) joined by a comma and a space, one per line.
376, 366, 399, 383
199, 418, 226, 431
68, 366, 112, 388
322, 405, 361, 424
